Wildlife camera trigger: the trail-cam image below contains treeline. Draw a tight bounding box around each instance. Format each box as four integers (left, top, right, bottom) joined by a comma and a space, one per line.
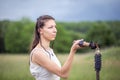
0, 18, 120, 53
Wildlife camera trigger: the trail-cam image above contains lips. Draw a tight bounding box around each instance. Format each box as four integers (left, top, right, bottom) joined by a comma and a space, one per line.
52, 33, 56, 37
52, 35, 56, 37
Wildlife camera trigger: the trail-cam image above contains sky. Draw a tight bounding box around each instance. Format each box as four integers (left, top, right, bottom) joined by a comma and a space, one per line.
0, 0, 120, 22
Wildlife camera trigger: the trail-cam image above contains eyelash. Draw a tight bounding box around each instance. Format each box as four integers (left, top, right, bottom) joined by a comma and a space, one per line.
49, 26, 53, 28
48, 26, 56, 29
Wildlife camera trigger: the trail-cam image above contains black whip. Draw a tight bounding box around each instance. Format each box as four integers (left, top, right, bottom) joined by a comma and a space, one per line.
79, 40, 102, 80
94, 47, 101, 80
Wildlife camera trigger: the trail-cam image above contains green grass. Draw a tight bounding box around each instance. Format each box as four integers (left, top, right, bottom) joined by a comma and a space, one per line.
0, 54, 34, 80
0, 47, 120, 80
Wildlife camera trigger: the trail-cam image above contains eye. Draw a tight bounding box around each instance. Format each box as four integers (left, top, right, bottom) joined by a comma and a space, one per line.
48, 26, 53, 29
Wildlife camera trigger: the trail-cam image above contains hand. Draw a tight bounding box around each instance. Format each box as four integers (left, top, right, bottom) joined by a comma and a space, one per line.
71, 39, 84, 52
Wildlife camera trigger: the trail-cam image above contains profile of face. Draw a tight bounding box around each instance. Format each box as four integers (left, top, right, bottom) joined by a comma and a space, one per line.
39, 19, 57, 41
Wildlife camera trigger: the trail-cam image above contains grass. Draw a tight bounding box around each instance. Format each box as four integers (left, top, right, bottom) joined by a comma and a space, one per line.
0, 46, 120, 80
0, 54, 34, 80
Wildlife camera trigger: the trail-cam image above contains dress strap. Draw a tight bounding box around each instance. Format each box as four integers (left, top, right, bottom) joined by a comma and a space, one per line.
30, 48, 52, 62
30, 48, 43, 62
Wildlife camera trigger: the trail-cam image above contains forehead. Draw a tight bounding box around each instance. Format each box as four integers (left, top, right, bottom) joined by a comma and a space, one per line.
44, 19, 56, 26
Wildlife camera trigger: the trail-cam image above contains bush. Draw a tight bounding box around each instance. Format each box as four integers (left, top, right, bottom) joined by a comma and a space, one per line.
5, 18, 34, 53
86, 22, 116, 47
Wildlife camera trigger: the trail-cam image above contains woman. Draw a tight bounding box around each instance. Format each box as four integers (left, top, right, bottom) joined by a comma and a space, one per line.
29, 15, 84, 80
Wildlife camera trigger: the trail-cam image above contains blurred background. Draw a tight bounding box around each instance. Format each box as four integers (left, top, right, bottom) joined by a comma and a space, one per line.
0, 0, 120, 80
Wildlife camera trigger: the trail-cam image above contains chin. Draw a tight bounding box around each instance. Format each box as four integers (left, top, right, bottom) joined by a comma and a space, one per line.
50, 38, 55, 41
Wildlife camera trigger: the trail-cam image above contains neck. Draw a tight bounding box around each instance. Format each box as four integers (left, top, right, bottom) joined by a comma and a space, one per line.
39, 37, 50, 50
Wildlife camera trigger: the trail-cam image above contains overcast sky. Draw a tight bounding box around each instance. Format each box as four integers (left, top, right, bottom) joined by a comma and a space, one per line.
0, 0, 120, 22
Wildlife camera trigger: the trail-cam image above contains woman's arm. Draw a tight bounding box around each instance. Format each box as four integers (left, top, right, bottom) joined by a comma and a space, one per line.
32, 40, 82, 79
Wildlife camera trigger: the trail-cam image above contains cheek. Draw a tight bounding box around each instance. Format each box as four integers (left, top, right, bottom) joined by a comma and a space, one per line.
43, 30, 51, 37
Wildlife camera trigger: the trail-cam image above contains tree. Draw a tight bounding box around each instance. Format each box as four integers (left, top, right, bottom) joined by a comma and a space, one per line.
86, 22, 116, 47
5, 18, 34, 53
0, 20, 10, 53
107, 21, 120, 46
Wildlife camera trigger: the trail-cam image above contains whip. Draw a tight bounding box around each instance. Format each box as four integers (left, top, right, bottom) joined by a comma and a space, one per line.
94, 44, 101, 80
79, 40, 102, 80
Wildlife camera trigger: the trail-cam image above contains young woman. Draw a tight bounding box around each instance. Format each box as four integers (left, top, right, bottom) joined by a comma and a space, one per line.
29, 15, 84, 80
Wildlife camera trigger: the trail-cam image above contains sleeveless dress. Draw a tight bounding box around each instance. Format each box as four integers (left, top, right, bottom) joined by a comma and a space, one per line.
30, 48, 61, 80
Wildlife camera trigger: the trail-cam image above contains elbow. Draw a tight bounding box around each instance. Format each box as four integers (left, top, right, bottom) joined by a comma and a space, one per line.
56, 68, 69, 79
59, 71, 69, 79
61, 74, 69, 79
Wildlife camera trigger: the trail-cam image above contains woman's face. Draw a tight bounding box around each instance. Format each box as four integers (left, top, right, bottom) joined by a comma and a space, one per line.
40, 19, 57, 41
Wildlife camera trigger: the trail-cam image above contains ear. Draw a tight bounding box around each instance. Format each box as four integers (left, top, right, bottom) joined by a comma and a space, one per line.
38, 28, 43, 34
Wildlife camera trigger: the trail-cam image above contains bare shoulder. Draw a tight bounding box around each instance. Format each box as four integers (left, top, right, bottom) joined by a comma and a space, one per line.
32, 48, 50, 65
31, 48, 61, 77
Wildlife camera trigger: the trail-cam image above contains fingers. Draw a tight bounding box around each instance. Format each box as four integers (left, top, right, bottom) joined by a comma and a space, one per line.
73, 39, 84, 45
71, 39, 84, 52
72, 39, 84, 49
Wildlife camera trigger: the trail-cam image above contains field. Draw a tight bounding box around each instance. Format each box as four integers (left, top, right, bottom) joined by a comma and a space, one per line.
0, 47, 120, 80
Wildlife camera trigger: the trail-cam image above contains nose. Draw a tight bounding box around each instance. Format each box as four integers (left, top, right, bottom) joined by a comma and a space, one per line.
53, 27, 57, 33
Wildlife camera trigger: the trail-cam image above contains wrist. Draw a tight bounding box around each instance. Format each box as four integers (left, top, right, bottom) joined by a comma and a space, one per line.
70, 48, 76, 53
